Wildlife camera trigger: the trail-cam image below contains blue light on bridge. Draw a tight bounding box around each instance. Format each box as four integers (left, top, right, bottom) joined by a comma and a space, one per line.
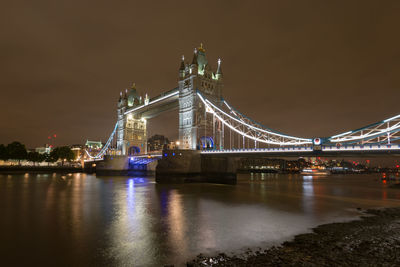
200, 136, 214, 149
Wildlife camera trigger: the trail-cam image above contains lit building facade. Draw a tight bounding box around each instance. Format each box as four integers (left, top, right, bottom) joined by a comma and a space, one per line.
35, 144, 52, 154
117, 83, 147, 155
178, 44, 224, 149
116, 44, 224, 155
85, 140, 103, 150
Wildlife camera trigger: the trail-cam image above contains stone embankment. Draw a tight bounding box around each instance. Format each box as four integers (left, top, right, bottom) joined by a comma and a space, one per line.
0, 166, 82, 174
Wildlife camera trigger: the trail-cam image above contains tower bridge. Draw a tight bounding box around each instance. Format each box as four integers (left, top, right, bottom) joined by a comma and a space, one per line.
86, 44, 400, 165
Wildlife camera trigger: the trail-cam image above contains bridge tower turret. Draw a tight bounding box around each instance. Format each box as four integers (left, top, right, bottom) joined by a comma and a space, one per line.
117, 91, 127, 155
116, 83, 147, 155
179, 55, 185, 79
178, 44, 224, 150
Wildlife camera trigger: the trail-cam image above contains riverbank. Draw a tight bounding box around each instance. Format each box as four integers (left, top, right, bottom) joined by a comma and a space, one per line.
0, 166, 82, 174
188, 207, 400, 266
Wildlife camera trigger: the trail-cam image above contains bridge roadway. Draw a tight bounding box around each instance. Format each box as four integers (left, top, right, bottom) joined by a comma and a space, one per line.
200, 144, 400, 157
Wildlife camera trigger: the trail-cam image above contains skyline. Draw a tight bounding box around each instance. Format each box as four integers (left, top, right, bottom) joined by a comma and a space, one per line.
1, 1, 400, 148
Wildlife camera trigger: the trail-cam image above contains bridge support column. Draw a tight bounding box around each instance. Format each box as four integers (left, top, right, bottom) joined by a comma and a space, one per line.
155, 150, 237, 184
200, 155, 237, 183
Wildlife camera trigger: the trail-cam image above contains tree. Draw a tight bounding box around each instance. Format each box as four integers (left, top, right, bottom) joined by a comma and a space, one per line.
7, 142, 27, 165
51, 146, 75, 166
49, 149, 59, 162
27, 151, 42, 166
0, 144, 8, 161
43, 152, 56, 166
58, 146, 75, 165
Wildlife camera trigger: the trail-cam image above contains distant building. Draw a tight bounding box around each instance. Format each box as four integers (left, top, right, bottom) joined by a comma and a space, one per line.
147, 134, 170, 152
85, 140, 103, 150
239, 158, 285, 171
35, 144, 51, 154
70, 144, 84, 161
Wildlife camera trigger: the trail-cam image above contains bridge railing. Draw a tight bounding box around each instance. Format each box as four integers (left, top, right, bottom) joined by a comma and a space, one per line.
321, 144, 400, 151
200, 144, 400, 154
201, 147, 314, 154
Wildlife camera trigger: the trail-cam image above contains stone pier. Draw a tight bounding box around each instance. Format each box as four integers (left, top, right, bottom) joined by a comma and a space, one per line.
155, 149, 238, 184
95, 155, 157, 176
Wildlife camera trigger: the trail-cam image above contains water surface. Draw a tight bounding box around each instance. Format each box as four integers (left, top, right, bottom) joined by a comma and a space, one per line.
0, 173, 399, 266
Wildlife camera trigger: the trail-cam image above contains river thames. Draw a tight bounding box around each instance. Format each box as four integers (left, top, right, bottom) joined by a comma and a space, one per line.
0, 173, 399, 266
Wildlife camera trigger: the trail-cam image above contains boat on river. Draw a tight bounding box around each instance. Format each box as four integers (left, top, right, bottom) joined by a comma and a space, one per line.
301, 167, 331, 176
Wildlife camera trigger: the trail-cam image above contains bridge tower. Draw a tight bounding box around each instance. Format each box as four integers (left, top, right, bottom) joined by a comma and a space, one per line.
178, 44, 224, 150
116, 83, 147, 155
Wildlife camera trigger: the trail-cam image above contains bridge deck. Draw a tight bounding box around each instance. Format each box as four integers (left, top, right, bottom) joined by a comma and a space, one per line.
201, 144, 400, 157
124, 88, 179, 118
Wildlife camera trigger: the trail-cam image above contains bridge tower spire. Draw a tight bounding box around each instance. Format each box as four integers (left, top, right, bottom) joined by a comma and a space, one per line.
178, 44, 224, 150
179, 55, 185, 79
216, 58, 223, 80
191, 48, 198, 66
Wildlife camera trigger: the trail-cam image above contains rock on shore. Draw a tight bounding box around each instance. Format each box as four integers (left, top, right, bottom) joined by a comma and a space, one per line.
187, 208, 400, 266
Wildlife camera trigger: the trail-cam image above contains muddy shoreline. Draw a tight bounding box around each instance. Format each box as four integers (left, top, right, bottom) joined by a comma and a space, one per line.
187, 207, 400, 266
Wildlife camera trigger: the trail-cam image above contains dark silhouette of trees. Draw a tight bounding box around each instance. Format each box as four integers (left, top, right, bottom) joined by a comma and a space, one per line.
6, 142, 27, 165
0, 144, 8, 161
27, 151, 43, 166
50, 146, 74, 166
0, 142, 76, 166
43, 152, 56, 166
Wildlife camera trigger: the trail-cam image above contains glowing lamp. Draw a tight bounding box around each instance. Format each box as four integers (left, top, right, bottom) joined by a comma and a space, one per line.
313, 138, 321, 145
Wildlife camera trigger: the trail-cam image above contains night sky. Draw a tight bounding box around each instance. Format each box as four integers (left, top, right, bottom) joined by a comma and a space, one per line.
1, 1, 400, 148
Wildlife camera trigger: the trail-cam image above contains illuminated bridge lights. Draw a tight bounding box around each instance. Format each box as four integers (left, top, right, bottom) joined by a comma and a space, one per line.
198, 91, 400, 148
91, 85, 399, 157
124, 90, 179, 115
202, 144, 400, 154
85, 122, 118, 159
384, 114, 400, 123
220, 92, 400, 148
129, 156, 158, 165
201, 147, 314, 154
328, 114, 400, 144
197, 92, 313, 146
321, 144, 400, 151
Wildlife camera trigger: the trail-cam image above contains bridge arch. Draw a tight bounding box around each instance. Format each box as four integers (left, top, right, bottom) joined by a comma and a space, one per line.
128, 146, 141, 156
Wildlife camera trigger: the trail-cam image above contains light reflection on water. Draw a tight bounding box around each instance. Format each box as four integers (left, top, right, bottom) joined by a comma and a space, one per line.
0, 173, 399, 266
